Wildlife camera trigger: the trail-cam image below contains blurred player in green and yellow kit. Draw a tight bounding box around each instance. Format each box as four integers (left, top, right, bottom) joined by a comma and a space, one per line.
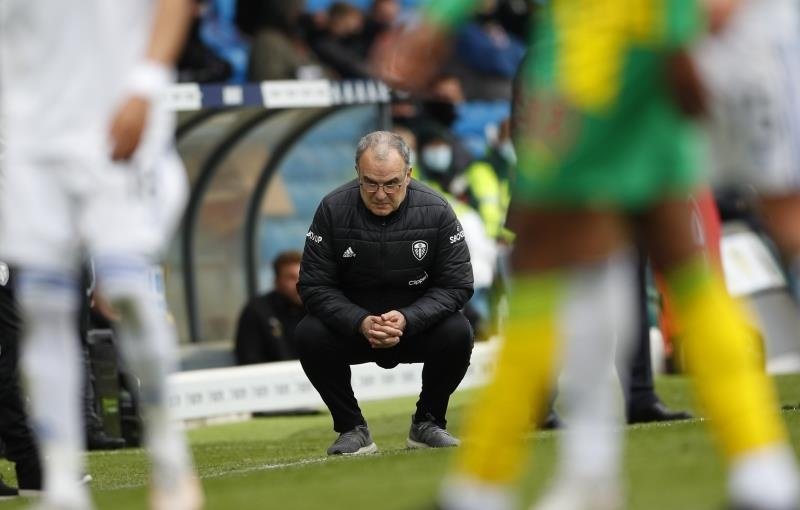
376, 1, 800, 509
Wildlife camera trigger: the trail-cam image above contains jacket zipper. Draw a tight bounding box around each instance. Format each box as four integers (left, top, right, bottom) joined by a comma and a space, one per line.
380, 220, 386, 279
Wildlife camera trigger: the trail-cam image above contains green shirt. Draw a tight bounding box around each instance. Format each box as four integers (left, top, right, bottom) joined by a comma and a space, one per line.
424, 0, 709, 210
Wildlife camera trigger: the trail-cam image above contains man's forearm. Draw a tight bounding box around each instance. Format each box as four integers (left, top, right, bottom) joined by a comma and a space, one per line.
146, 0, 192, 66
301, 287, 370, 336
400, 287, 472, 335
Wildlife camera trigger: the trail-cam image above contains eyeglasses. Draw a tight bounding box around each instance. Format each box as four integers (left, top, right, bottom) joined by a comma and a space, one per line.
359, 180, 404, 194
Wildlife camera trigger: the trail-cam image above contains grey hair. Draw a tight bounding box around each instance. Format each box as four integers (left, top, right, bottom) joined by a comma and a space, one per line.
355, 131, 411, 171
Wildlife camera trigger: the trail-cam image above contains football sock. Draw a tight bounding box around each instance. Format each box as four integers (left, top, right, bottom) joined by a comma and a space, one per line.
666, 256, 798, 505
443, 251, 635, 509
729, 444, 799, 508
440, 476, 517, 510
451, 271, 562, 488
557, 251, 636, 485
95, 255, 192, 490
16, 268, 90, 508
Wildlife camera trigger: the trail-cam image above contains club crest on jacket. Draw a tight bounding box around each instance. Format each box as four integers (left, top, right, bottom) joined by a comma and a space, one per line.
412, 240, 428, 261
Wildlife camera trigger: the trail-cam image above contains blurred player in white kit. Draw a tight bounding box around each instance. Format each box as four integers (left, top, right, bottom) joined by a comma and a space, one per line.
0, 1, 202, 509
695, 0, 800, 300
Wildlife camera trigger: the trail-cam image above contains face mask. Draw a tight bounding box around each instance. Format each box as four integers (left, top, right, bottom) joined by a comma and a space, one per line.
497, 140, 517, 166
422, 145, 453, 174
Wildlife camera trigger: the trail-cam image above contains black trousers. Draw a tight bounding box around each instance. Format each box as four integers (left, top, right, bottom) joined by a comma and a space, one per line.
296, 312, 474, 433
621, 249, 658, 412
0, 324, 40, 480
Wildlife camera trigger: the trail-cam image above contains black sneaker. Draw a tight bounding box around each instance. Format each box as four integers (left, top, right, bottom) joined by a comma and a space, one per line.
407, 415, 460, 449
0, 477, 18, 500
87, 430, 126, 450
326, 425, 378, 456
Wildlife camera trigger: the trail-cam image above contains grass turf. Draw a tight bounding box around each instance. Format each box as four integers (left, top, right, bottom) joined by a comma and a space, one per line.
0, 374, 797, 509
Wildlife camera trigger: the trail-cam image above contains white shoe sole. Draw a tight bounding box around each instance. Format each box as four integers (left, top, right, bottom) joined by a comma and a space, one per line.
407, 437, 460, 449
340, 442, 379, 456
406, 438, 430, 449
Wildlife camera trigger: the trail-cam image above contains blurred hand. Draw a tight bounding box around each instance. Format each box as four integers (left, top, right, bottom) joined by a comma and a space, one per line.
91, 292, 122, 322
371, 22, 450, 93
109, 96, 150, 161
361, 315, 403, 349
702, 0, 741, 33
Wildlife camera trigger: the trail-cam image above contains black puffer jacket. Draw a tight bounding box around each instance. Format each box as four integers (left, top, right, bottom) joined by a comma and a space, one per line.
299, 179, 474, 337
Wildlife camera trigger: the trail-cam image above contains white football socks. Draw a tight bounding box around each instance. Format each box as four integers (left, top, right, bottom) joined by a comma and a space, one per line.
730, 444, 800, 509
17, 269, 90, 508
440, 476, 517, 510
95, 256, 192, 491
554, 250, 637, 487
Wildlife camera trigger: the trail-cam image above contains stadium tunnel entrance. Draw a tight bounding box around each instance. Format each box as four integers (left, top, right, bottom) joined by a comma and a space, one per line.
166, 80, 390, 346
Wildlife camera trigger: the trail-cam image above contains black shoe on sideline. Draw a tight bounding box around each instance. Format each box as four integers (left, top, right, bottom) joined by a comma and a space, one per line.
628, 401, 692, 424
87, 430, 126, 450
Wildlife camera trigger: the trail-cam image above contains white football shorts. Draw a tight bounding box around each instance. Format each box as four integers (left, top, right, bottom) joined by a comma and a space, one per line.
0, 114, 187, 271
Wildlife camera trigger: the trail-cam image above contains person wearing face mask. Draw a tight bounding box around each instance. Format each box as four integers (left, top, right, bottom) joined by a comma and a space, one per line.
310, 2, 372, 79
414, 128, 499, 338
417, 129, 459, 191
457, 119, 515, 245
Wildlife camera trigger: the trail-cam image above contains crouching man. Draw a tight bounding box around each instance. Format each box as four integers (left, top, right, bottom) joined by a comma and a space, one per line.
296, 131, 474, 455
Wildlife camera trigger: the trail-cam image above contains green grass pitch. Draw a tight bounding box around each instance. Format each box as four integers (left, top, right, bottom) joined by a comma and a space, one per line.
0, 374, 798, 509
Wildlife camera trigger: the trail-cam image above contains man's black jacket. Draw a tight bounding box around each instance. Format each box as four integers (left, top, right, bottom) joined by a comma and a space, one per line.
298, 179, 474, 337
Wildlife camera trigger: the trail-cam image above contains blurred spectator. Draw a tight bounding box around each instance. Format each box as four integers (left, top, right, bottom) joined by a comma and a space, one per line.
200, 0, 250, 82
416, 126, 460, 191
234, 251, 304, 365
310, 2, 371, 78
362, 0, 401, 48
455, 1, 525, 80
453, 118, 513, 243
426, 1, 526, 100
406, 75, 475, 175
410, 128, 497, 335
177, 0, 233, 83
491, 0, 534, 41
238, 0, 327, 81
422, 74, 465, 128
